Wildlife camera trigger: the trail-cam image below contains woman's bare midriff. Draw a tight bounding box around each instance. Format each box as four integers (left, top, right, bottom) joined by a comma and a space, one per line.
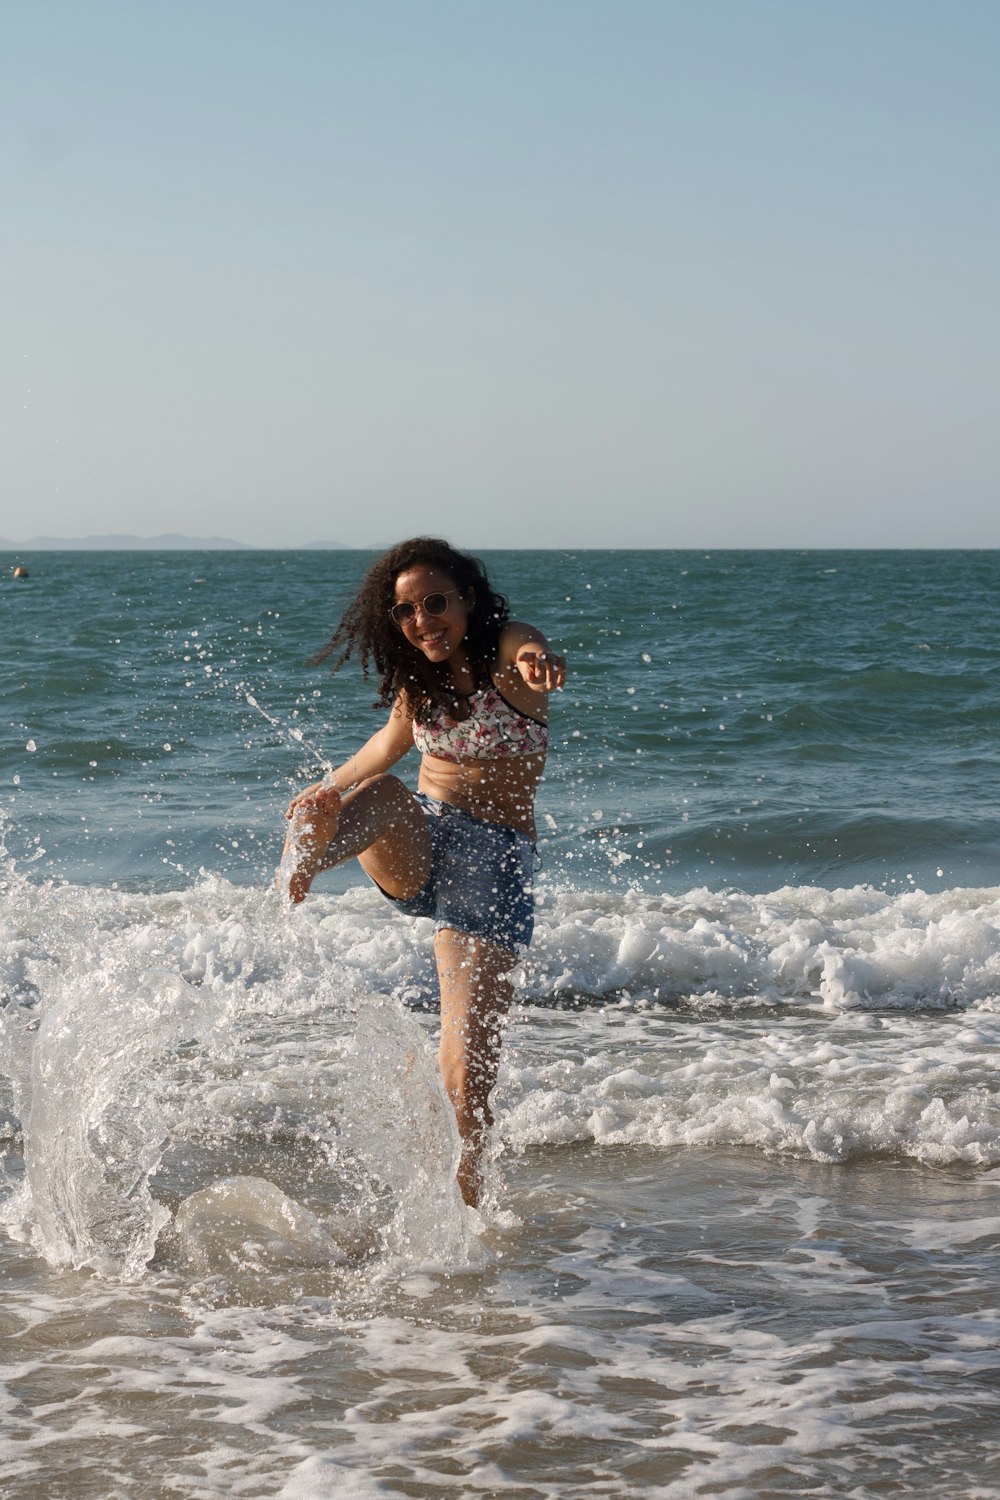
417, 750, 546, 838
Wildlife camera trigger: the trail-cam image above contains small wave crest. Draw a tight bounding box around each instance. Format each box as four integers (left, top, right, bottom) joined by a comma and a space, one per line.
524, 881, 1000, 1010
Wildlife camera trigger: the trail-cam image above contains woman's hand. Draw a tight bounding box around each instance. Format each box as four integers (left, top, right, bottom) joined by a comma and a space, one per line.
285, 778, 340, 820
515, 645, 566, 693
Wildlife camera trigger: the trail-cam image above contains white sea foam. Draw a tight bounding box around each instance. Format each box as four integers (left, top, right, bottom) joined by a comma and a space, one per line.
526, 882, 1000, 1009
3, 867, 1000, 1287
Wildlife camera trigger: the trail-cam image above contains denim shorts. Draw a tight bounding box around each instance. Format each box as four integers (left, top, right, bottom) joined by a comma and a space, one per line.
381, 793, 537, 952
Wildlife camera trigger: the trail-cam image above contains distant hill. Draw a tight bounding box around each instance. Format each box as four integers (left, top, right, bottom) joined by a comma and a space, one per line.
0, 533, 255, 550
0, 534, 360, 551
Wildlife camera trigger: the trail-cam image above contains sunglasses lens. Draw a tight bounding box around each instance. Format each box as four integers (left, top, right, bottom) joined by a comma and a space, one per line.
391, 603, 416, 625
424, 593, 448, 616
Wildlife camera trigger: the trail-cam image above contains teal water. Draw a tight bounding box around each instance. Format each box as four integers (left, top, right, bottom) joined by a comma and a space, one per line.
6, 548, 1000, 892
2, 550, 1000, 1499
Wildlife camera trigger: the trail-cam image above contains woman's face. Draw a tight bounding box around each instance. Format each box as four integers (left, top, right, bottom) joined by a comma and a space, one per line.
391, 565, 471, 663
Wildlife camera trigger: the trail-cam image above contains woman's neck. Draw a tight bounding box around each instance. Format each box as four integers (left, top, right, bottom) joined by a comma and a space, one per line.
447, 648, 475, 694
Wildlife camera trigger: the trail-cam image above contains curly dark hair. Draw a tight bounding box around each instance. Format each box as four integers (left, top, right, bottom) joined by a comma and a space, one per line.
310, 537, 510, 721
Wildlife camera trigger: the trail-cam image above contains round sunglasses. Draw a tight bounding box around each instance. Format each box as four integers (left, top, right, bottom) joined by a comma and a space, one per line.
388, 589, 463, 628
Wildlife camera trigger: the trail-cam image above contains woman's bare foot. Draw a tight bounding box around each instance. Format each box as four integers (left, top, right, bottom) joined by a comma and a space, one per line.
276, 786, 341, 903
456, 1138, 485, 1207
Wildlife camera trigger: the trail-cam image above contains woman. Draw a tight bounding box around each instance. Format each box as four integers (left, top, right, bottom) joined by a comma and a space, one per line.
278, 537, 565, 1206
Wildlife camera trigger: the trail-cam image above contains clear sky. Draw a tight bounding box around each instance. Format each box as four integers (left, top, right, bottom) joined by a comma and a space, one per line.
3, 0, 998, 548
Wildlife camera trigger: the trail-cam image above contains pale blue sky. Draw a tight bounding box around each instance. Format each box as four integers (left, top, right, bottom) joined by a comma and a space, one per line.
3, 0, 998, 547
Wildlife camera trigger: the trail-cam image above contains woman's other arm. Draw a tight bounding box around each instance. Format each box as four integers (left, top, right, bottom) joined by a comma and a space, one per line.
286, 698, 415, 817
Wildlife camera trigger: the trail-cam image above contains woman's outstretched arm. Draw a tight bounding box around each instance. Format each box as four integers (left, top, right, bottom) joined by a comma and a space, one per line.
494, 620, 566, 701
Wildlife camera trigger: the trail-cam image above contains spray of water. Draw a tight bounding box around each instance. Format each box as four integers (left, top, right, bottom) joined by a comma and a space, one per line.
241, 687, 333, 777
1, 831, 483, 1288
22, 967, 222, 1278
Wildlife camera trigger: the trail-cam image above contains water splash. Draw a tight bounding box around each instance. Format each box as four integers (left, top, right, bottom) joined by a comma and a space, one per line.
21, 967, 223, 1278
338, 1002, 483, 1272
1, 837, 482, 1285
241, 684, 336, 901
240, 685, 333, 777
174, 1176, 351, 1272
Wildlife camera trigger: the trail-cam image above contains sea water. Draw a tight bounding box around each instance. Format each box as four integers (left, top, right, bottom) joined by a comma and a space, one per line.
2, 548, 1000, 1498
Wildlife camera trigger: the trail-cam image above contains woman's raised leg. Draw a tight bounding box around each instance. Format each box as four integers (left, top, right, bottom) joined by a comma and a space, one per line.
434, 927, 515, 1206
278, 774, 431, 904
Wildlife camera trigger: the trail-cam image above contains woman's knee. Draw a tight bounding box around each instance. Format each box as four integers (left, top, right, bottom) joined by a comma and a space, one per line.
344, 771, 406, 804
351, 779, 430, 897
344, 774, 423, 838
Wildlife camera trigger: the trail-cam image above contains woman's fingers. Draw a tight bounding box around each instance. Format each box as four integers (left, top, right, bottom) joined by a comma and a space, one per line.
546, 652, 567, 689
285, 780, 339, 819
516, 648, 566, 691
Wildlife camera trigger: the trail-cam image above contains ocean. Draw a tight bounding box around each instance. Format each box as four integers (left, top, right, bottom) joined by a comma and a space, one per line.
2, 548, 1000, 1499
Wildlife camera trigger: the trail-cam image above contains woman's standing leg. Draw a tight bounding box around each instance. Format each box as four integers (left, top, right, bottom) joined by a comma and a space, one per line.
434, 928, 515, 1206
278, 774, 431, 903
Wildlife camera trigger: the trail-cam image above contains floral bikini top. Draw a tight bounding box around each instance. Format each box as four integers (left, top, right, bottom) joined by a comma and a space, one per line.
412, 685, 550, 762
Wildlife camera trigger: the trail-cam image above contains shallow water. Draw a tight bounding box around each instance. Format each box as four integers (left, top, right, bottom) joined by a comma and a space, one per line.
4, 1146, 999, 1498
3, 871, 1000, 1496
3, 550, 1000, 1496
